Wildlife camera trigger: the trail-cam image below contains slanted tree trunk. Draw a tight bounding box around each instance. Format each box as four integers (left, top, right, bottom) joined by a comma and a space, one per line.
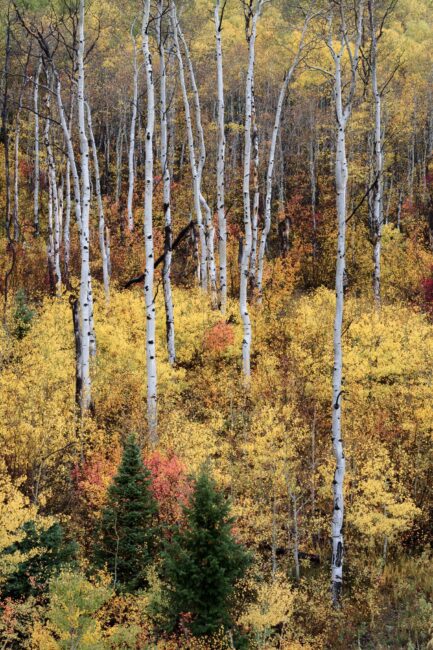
170, 0, 207, 289
127, 28, 139, 232
178, 21, 218, 303
215, 0, 227, 311
87, 102, 110, 303
256, 15, 309, 300
142, 0, 158, 445
158, 0, 176, 365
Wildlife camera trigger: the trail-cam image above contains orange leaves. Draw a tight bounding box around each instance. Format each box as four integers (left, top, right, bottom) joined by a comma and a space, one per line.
203, 320, 235, 354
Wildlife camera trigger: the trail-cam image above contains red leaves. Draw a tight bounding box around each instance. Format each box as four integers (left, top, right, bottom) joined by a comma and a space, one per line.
203, 321, 235, 354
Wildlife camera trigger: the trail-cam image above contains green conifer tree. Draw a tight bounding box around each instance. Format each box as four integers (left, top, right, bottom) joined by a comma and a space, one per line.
159, 465, 251, 637
94, 435, 157, 592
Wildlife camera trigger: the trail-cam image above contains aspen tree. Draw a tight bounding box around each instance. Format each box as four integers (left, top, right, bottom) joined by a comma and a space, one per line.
240, 0, 263, 378
170, 0, 207, 289
86, 102, 110, 303
178, 24, 218, 303
142, 0, 158, 445
256, 12, 311, 300
158, 0, 176, 365
369, 0, 385, 306
77, 0, 93, 411
215, 0, 227, 311
33, 58, 42, 237
127, 26, 139, 232
324, 0, 365, 606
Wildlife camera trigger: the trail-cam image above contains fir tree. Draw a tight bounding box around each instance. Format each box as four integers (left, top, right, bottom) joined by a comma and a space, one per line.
94, 435, 158, 592
158, 465, 251, 637
1, 521, 77, 599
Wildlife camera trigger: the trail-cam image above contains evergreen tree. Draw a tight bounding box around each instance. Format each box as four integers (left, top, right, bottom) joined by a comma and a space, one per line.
158, 465, 251, 637
94, 435, 157, 592
1, 521, 77, 599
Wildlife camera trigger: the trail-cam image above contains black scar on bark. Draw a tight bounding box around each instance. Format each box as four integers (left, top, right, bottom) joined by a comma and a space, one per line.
335, 541, 343, 567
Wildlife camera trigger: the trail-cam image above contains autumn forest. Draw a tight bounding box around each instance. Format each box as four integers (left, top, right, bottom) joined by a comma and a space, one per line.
0, 0, 432, 647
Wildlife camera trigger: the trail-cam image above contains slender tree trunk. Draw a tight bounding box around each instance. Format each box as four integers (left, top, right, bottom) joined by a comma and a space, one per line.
369, 0, 383, 307
1, 9, 11, 242
87, 102, 110, 303
256, 24, 307, 299
170, 0, 207, 288
143, 0, 158, 445
127, 29, 138, 231
77, 0, 92, 412
250, 87, 259, 288
328, 3, 364, 606
158, 0, 176, 365
33, 58, 42, 237
240, 3, 262, 379
178, 22, 218, 302
215, 0, 227, 311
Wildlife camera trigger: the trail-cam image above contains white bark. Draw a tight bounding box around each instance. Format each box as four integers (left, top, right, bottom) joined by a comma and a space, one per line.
328, 1, 364, 607
215, 0, 227, 311
142, 0, 158, 445
369, 0, 383, 306
77, 0, 92, 411
178, 24, 218, 301
43, 79, 62, 295
170, 0, 207, 289
250, 87, 259, 285
33, 58, 42, 237
158, 0, 176, 365
240, 2, 263, 378
256, 17, 309, 300
127, 28, 139, 231
86, 101, 110, 303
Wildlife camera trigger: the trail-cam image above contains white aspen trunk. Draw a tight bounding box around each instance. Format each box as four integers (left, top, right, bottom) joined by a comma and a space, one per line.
369, 0, 383, 307
328, 2, 364, 607
170, 0, 207, 289
250, 88, 259, 286
115, 123, 124, 208
215, 0, 227, 312
87, 101, 110, 303
331, 55, 347, 606
178, 23, 218, 301
64, 157, 71, 279
33, 58, 42, 237
127, 29, 138, 232
43, 82, 62, 295
142, 0, 158, 445
12, 105, 21, 242
240, 3, 262, 379
77, 0, 92, 412
158, 0, 176, 365
256, 24, 308, 300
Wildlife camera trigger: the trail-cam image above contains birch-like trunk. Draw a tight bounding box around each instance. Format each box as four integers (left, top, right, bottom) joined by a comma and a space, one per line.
170, 0, 207, 289
127, 29, 138, 232
77, 0, 92, 412
369, 0, 383, 306
256, 19, 308, 300
33, 58, 42, 237
158, 0, 176, 365
240, 3, 262, 378
142, 0, 158, 445
178, 22, 218, 302
43, 79, 62, 295
250, 88, 259, 287
215, 0, 227, 311
328, 2, 364, 606
87, 101, 110, 303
